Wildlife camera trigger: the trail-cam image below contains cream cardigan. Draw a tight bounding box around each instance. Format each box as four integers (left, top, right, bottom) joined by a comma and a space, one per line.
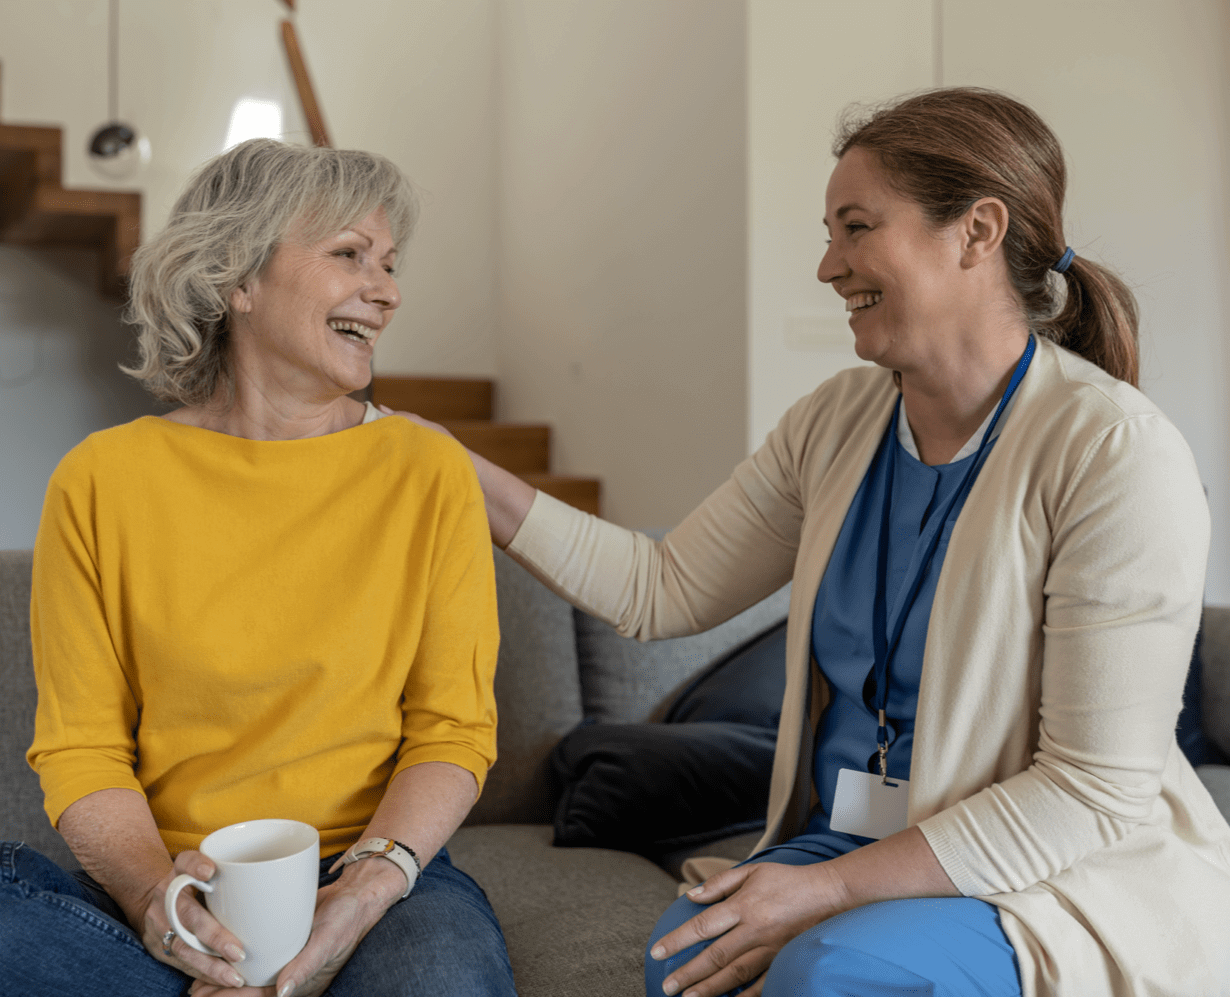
507, 338, 1230, 996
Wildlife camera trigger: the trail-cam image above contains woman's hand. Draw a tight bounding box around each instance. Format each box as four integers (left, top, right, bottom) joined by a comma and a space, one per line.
649, 861, 851, 997
143, 850, 250, 989
375, 404, 454, 440
186, 853, 407, 997
376, 404, 536, 548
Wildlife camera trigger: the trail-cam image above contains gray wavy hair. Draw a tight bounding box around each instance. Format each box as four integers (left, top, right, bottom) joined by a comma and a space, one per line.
123, 138, 419, 405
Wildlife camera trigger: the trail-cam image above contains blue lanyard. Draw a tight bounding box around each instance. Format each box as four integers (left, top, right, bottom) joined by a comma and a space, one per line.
870, 336, 1035, 779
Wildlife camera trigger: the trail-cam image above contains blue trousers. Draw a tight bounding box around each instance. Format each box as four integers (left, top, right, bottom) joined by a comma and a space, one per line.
645, 845, 1021, 997
0, 840, 516, 997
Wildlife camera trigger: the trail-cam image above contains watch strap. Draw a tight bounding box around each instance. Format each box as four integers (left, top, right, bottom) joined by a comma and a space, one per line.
343, 837, 421, 899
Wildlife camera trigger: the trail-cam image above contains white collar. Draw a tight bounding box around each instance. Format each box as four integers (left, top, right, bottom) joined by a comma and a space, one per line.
897, 387, 1021, 465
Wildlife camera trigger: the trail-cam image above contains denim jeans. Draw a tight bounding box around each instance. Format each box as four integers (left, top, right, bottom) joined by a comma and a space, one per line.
0, 840, 517, 997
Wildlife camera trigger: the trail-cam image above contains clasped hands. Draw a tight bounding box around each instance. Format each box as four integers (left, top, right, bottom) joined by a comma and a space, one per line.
648, 860, 852, 997
139, 848, 406, 997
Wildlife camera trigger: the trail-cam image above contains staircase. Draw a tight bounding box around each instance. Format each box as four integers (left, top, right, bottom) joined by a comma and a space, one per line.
370, 376, 602, 516
0, 68, 140, 297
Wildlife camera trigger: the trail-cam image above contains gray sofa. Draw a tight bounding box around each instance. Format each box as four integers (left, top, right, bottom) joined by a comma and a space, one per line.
3, 546, 1229, 997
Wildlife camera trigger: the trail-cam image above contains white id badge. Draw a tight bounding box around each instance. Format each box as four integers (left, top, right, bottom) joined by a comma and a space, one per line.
829, 768, 910, 840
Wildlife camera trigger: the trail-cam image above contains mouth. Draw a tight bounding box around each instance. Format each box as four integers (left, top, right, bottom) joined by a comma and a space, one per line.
328, 318, 378, 345
845, 291, 882, 314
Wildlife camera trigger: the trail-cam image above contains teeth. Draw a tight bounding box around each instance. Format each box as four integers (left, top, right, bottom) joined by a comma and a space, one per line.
328, 319, 376, 342
845, 292, 882, 313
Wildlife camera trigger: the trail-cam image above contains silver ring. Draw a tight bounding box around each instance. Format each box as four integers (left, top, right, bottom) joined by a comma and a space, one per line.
162, 929, 177, 955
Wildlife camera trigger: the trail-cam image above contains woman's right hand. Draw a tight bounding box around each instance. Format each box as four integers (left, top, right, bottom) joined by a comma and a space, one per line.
140, 849, 250, 989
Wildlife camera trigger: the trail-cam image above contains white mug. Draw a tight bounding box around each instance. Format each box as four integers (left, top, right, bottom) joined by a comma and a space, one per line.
164, 818, 319, 987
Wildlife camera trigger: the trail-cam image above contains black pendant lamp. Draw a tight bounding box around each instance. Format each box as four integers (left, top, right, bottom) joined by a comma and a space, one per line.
87, 0, 149, 179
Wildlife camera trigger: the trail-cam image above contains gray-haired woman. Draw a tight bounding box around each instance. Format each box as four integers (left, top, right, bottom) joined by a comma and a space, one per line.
1, 139, 516, 997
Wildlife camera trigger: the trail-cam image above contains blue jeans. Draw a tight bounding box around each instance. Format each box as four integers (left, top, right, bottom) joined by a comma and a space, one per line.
0, 841, 517, 997
645, 845, 1021, 997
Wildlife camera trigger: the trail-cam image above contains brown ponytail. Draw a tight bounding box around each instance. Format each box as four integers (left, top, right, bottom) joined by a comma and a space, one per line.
833, 88, 1140, 387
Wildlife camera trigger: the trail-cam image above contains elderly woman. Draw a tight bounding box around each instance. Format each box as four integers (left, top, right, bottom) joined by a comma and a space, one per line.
1, 139, 515, 997
395, 89, 1230, 996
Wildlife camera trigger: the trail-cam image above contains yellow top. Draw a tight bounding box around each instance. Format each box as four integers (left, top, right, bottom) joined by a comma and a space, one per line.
28, 413, 499, 856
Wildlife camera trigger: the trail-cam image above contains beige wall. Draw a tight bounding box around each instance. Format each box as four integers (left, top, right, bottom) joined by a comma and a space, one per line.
493, 0, 747, 528
748, 0, 1230, 601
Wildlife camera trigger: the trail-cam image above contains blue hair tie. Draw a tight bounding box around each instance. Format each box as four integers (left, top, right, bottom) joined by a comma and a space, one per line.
1053, 246, 1075, 274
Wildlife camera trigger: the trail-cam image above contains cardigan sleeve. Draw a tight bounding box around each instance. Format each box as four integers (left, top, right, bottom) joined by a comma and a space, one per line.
505, 399, 814, 640
918, 412, 1210, 896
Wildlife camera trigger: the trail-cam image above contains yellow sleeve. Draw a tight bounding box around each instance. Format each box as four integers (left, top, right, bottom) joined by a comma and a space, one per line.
27, 450, 146, 827
392, 452, 500, 794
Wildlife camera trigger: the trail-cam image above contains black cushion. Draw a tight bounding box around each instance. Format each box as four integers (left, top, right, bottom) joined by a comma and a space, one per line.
664, 620, 786, 727
551, 618, 787, 859
551, 720, 775, 857
1178, 625, 1230, 767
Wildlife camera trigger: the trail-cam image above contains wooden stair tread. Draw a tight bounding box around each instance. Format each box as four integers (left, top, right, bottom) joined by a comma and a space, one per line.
519, 474, 601, 517
370, 376, 492, 421
443, 421, 550, 474
0, 117, 140, 296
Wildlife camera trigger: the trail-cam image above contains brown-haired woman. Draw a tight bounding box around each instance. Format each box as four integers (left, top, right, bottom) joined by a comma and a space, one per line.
391, 88, 1230, 996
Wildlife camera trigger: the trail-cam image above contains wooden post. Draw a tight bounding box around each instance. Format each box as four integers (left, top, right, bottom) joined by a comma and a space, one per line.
280, 20, 330, 147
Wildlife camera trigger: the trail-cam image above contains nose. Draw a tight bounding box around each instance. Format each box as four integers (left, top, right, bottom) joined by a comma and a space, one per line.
816, 240, 848, 285
364, 263, 401, 311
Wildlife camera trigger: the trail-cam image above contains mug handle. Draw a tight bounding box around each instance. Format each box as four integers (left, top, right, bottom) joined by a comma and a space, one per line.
164, 873, 220, 957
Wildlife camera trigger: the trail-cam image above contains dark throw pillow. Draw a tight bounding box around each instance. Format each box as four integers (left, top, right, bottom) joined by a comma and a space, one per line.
551, 618, 788, 858
1178, 625, 1230, 767
551, 720, 776, 857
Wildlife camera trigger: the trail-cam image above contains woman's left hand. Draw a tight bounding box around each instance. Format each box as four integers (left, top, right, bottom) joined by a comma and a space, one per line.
649, 861, 851, 997
187, 857, 407, 997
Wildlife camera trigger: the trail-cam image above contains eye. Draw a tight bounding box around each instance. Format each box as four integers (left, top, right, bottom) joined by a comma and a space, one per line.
333, 248, 357, 259
384, 265, 397, 276
845, 222, 868, 235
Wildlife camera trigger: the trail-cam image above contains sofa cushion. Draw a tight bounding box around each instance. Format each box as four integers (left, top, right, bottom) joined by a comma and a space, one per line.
575, 584, 790, 724
465, 548, 586, 826
1196, 765, 1230, 824
0, 549, 78, 869
446, 824, 677, 997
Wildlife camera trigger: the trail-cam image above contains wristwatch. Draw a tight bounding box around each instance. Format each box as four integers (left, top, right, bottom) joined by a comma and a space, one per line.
341, 837, 421, 899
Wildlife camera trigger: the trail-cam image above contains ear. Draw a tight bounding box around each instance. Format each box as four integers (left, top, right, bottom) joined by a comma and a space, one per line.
229, 282, 254, 316
959, 197, 1010, 269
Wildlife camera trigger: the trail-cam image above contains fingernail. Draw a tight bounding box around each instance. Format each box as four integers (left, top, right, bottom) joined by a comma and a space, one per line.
278, 980, 296, 997
226, 970, 245, 987
650, 945, 665, 961
378, 404, 392, 412
225, 943, 245, 962
662, 980, 679, 996
687, 885, 703, 897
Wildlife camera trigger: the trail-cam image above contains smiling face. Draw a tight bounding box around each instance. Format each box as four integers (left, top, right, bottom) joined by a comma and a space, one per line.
817, 146, 967, 373
228, 206, 401, 402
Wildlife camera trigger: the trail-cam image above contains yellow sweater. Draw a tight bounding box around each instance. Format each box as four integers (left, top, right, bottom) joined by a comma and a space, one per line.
28, 413, 499, 857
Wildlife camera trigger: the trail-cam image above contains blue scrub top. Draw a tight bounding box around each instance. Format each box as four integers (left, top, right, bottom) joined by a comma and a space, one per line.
778, 407, 999, 861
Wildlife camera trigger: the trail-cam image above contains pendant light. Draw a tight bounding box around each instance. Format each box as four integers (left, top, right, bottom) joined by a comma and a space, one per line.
87, 0, 150, 179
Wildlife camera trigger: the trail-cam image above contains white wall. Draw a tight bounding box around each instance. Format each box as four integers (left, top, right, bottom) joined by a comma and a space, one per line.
748, 0, 1230, 602
747, 0, 931, 452
494, 0, 747, 529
